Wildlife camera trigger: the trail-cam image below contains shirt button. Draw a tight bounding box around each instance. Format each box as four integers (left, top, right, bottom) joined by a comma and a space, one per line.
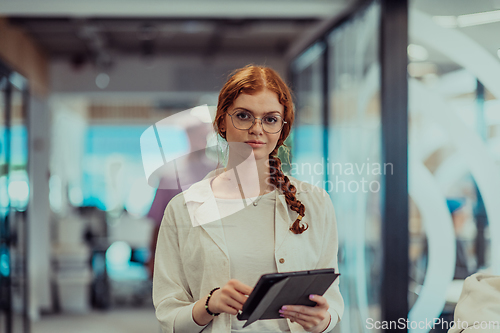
279, 258, 285, 264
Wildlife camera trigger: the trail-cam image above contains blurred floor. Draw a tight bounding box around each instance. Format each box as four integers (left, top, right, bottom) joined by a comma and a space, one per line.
32, 306, 160, 333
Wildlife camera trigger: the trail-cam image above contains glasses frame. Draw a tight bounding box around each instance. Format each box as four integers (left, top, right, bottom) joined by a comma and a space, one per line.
227, 111, 287, 134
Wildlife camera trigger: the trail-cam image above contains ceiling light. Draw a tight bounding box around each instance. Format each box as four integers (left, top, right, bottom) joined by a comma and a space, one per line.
434, 10, 500, 28
457, 9, 500, 27
497, 49, 500, 59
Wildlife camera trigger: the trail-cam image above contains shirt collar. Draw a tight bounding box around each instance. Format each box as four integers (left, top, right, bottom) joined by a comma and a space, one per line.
182, 167, 302, 205
182, 168, 304, 227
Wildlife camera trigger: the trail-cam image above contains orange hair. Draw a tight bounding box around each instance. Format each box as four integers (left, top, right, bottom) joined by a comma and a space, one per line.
213, 64, 307, 234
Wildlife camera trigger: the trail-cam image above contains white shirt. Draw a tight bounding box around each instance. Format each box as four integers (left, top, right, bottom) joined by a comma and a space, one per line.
448, 273, 500, 333
152, 170, 344, 333
216, 191, 291, 332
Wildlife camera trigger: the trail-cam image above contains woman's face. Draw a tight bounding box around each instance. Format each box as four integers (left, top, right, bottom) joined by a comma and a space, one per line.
221, 89, 284, 161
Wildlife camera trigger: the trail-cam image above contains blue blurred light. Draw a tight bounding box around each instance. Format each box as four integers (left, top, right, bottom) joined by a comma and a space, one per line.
0, 252, 10, 277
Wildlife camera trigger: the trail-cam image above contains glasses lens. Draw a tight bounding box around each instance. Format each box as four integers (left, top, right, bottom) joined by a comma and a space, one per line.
231, 111, 284, 133
262, 115, 284, 133
232, 111, 254, 129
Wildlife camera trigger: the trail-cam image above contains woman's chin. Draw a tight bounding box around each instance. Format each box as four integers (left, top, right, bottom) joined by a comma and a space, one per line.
253, 151, 272, 161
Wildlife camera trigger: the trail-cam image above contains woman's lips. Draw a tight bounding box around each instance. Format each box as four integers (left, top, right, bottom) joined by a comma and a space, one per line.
245, 141, 266, 148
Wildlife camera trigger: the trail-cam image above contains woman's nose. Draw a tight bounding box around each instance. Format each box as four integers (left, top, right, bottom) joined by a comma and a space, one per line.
249, 118, 265, 133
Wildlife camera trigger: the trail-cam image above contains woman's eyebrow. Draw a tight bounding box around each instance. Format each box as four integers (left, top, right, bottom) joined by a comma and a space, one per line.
233, 107, 282, 115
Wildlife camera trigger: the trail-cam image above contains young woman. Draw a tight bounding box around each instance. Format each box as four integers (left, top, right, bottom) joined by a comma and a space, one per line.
152, 65, 344, 333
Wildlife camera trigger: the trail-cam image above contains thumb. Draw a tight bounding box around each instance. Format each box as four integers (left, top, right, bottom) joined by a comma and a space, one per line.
310, 294, 327, 307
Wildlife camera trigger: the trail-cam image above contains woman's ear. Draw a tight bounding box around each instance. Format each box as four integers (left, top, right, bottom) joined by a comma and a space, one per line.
219, 117, 226, 133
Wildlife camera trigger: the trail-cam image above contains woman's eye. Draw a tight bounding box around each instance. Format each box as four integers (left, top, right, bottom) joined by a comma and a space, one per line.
236, 112, 251, 120
264, 116, 278, 123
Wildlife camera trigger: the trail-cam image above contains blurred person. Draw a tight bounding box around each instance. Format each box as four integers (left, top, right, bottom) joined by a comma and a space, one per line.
146, 121, 214, 278
152, 65, 344, 333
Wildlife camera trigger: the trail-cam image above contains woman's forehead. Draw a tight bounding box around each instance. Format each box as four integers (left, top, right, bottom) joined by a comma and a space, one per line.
232, 91, 284, 115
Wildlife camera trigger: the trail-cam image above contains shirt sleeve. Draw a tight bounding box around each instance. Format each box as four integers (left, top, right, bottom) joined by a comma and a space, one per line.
315, 189, 345, 333
152, 202, 209, 333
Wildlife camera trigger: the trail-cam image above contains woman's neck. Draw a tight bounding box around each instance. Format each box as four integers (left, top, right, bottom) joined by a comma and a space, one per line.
221, 153, 273, 196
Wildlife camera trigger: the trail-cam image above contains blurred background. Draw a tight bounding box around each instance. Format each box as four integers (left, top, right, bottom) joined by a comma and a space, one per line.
1, 0, 500, 332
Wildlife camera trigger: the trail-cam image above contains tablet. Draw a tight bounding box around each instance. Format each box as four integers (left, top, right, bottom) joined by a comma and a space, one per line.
236, 268, 339, 327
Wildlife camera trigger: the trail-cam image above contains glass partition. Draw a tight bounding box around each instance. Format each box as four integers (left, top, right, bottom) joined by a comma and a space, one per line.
328, 3, 382, 332
290, 42, 326, 186
291, 2, 382, 332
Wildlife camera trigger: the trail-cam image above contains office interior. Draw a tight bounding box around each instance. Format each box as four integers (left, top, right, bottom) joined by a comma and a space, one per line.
1, 0, 500, 332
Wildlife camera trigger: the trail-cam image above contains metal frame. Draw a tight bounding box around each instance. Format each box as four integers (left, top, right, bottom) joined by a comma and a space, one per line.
321, 38, 330, 185
22, 78, 31, 333
474, 80, 487, 269
379, 0, 409, 328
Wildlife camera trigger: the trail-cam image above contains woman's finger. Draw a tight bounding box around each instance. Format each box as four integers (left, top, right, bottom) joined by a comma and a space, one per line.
309, 294, 329, 309
229, 289, 250, 306
232, 279, 254, 296
284, 311, 323, 332
288, 315, 314, 331
281, 309, 316, 322
281, 304, 321, 317
220, 304, 240, 316
223, 295, 244, 312
211, 289, 243, 314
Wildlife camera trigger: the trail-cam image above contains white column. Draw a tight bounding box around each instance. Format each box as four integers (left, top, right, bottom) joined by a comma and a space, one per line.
27, 94, 52, 320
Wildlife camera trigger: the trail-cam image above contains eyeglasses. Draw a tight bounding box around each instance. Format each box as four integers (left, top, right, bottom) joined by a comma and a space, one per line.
228, 110, 287, 134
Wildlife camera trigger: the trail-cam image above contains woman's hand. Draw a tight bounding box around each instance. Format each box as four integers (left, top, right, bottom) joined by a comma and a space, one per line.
279, 294, 332, 333
208, 279, 253, 315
